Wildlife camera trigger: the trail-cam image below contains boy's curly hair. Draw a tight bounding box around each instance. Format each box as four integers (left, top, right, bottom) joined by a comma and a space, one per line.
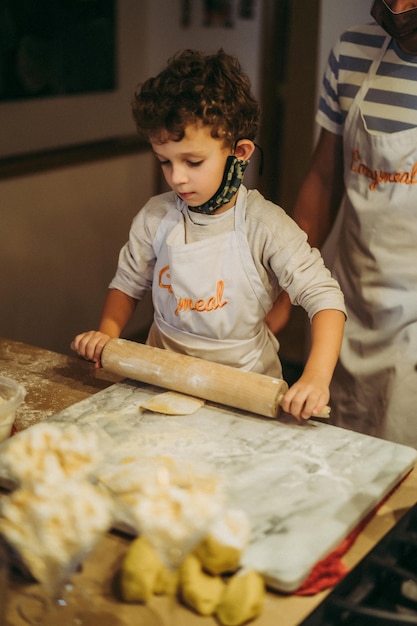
132, 49, 260, 146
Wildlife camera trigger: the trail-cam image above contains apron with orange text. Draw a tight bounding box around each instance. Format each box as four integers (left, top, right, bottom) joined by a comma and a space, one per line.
330, 36, 417, 446
147, 186, 281, 377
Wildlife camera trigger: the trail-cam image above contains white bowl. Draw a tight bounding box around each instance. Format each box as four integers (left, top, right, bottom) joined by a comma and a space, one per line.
0, 377, 26, 442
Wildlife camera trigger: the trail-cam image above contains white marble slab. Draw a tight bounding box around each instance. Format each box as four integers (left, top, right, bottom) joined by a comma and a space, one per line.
46, 380, 416, 593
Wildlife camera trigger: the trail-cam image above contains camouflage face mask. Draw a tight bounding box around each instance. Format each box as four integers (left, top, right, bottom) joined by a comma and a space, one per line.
188, 155, 249, 215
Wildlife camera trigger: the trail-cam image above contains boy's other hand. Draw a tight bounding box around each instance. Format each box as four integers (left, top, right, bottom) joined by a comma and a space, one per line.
280, 372, 330, 421
70, 331, 112, 368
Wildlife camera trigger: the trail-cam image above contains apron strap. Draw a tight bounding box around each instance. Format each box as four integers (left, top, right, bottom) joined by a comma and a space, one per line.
153, 203, 184, 256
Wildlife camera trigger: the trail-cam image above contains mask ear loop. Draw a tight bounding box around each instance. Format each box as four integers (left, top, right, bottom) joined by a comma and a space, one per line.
254, 143, 264, 176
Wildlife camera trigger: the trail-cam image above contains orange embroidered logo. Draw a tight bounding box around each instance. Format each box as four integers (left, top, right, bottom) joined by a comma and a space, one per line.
351, 149, 417, 190
158, 265, 228, 316
159, 265, 174, 294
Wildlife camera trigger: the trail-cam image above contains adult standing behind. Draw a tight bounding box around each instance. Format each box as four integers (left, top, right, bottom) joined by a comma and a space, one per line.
267, 0, 417, 446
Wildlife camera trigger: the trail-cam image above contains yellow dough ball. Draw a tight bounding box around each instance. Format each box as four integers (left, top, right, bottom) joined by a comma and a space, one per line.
195, 509, 250, 575
195, 535, 241, 575
180, 553, 226, 616
216, 568, 265, 626
120, 536, 164, 603
154, 566, 179, 596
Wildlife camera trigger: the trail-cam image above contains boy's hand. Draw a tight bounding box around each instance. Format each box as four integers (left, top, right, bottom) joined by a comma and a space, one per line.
70, 331, 112, 368
280, 373, 330, 421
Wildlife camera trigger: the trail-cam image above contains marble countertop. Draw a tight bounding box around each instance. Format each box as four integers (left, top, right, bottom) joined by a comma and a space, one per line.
1, 336, 417, 625
47, 379, 417, 593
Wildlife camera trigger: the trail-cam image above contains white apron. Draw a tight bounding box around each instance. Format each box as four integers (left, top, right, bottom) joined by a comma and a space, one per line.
147, 187, 281, 377
330, 36, 417, 446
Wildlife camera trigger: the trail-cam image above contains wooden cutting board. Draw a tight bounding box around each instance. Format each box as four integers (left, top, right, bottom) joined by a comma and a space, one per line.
47, 379, 417, 593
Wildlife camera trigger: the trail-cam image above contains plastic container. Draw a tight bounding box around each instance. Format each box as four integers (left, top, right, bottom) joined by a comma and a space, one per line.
0, 376, 26, 442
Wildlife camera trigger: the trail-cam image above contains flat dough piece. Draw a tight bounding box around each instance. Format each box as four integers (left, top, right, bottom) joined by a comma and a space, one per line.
139, 391, 205, 415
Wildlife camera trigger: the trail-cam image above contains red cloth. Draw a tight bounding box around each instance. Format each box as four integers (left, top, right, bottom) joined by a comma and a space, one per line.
295, 473, 410, 596
295, 514, 370, 595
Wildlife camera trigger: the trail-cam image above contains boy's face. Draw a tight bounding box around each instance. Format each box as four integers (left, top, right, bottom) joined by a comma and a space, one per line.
151, 122, 234, 214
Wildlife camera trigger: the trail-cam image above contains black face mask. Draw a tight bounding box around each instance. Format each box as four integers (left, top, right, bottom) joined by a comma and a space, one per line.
371, 0, 417, 40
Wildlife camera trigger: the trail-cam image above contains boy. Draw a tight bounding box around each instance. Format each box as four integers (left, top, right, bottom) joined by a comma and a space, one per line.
71, 49, 346, 420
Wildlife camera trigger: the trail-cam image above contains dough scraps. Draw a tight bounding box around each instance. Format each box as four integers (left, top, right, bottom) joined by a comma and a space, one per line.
139, 391, 205, 415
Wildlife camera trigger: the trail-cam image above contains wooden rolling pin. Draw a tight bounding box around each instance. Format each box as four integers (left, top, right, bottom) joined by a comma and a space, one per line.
101, 339, 330, 419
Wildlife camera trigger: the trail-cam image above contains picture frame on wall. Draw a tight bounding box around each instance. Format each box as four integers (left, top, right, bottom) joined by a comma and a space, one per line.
0, 0, 152, 161
0, 0, 116, 103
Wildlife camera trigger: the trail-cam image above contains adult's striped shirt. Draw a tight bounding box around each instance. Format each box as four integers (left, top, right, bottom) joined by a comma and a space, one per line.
317, 22, 417, 135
